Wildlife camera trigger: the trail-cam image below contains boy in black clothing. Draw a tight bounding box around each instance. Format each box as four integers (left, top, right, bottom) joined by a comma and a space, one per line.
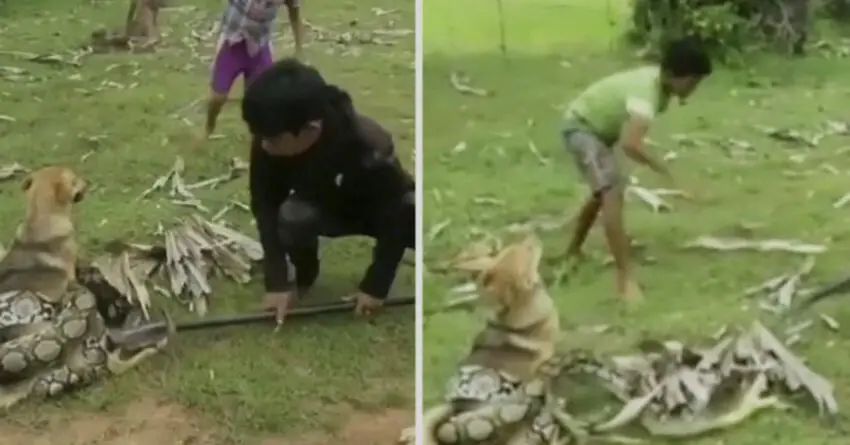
242, 58, 415, 327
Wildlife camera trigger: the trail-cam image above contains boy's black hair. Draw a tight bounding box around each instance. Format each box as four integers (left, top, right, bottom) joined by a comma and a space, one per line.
660, 36, 712, 78
241, 58, 354, 138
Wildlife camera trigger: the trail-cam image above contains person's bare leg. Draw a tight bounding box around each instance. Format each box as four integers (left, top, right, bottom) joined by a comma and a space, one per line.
125, 0, 138, 35
139, 8, 158, 46
286, 4, 305, 59
564, 194, 602, 259
204, 92, 228, 138
599, 187, 642, 301
148, 4, 160, 43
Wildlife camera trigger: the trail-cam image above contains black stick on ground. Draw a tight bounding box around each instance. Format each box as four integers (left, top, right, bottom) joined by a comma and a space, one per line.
794, 275, 850, 313
110, 296, 416, 344
176, 296, 415, 332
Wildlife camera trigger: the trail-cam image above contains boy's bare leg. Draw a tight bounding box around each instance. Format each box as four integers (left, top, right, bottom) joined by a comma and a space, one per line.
125, 0, 137, 34
286, 4, 304, 59
193, 92, 228, 148
564, 194, 602, 259
138, 5, 159, 46
123, 0, 159, 47
147, 3, 160, 44
599, 187, 643, 301
205, 92, 228, 137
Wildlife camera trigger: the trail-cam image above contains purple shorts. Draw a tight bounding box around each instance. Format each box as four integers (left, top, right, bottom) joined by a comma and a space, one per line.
210, 39, 273, 95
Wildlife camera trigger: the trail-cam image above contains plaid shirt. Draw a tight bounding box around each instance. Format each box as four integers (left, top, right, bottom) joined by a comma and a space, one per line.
219, 0, 296, 56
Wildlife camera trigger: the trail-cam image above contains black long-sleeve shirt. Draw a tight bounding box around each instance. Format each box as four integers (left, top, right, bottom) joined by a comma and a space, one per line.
249, 113, 415, 299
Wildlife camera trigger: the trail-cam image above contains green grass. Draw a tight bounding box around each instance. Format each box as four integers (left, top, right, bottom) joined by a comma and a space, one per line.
0, 0, 413, 442
423, 0, 850, 443
424, 0, 628, 54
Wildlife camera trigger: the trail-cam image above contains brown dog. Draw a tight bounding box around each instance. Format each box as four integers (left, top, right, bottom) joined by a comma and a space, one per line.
0, 166, 87, 303
454, 234, 561, 380
417, 234, 561, 445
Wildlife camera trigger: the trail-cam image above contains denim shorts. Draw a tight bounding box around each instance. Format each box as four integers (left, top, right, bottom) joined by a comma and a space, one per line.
561, 120, 622, 193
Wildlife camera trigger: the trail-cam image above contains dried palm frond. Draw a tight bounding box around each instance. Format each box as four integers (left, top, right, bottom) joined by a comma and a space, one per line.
138, 156, 247, 201
151, 215, 263, 315
683, 236, 827, 255
185, 157, 248, 190
86, 214, 264, 316
744, 256, 816, 314
627, 186, 673, 213
570, 322, 838, 439
0, 163, 27, 182
90, 243, 160, 320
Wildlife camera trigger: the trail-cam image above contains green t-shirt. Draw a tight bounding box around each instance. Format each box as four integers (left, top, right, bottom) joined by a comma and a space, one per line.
564, 66, 666, 143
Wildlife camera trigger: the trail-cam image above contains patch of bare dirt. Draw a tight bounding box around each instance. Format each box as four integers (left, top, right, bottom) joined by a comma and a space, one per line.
0, 397, 413, 445
262, 408, 412, 445
0, 397, 214, 445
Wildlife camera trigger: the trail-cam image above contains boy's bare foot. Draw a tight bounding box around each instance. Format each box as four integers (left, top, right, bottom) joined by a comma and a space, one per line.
191, 131, 209, 149
618, 278, 644, 303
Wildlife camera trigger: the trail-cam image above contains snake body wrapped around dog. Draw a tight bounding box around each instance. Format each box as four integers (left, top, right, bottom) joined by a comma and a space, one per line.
418, 235, 574, 445
0, 167, 169, 410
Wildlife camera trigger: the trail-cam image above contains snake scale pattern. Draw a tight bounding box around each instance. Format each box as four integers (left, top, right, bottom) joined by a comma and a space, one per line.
0, 265, 168, 410
433, 353, 597, 445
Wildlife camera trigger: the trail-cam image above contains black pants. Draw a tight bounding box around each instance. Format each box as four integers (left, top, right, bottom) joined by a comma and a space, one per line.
276, 192, 415, 289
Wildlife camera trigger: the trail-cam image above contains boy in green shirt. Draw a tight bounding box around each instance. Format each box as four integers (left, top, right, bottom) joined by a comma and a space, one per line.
561, 37, 712, 302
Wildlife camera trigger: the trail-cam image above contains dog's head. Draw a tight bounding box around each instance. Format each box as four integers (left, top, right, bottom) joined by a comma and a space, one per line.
454, 234, 544, 311
22, 166, 88, 207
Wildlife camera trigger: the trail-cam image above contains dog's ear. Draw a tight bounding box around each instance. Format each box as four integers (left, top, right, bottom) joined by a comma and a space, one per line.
21, 175, 33, 191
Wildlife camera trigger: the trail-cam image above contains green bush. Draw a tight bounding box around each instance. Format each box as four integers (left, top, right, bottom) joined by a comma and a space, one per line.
628, 0, 811, 60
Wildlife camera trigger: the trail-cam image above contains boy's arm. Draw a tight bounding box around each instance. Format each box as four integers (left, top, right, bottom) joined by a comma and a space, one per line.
355, 153, 413, 300
347, 118, 415, 299
616, 97, 672, 181
282, 0, 304, 58
249, 138, 294, 293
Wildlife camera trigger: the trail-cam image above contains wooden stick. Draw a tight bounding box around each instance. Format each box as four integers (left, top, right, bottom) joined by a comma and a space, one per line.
109, 296, 415, 344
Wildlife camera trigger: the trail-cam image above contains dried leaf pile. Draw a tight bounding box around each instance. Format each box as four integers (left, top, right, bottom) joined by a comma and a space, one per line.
555, 321, 838, 440
91, 215, 263, 317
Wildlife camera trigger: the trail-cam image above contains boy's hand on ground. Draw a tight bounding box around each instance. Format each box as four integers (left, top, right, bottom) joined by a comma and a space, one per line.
344, 292, 384, 317
263, 291, 295, 330
620, 278, 644, 303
